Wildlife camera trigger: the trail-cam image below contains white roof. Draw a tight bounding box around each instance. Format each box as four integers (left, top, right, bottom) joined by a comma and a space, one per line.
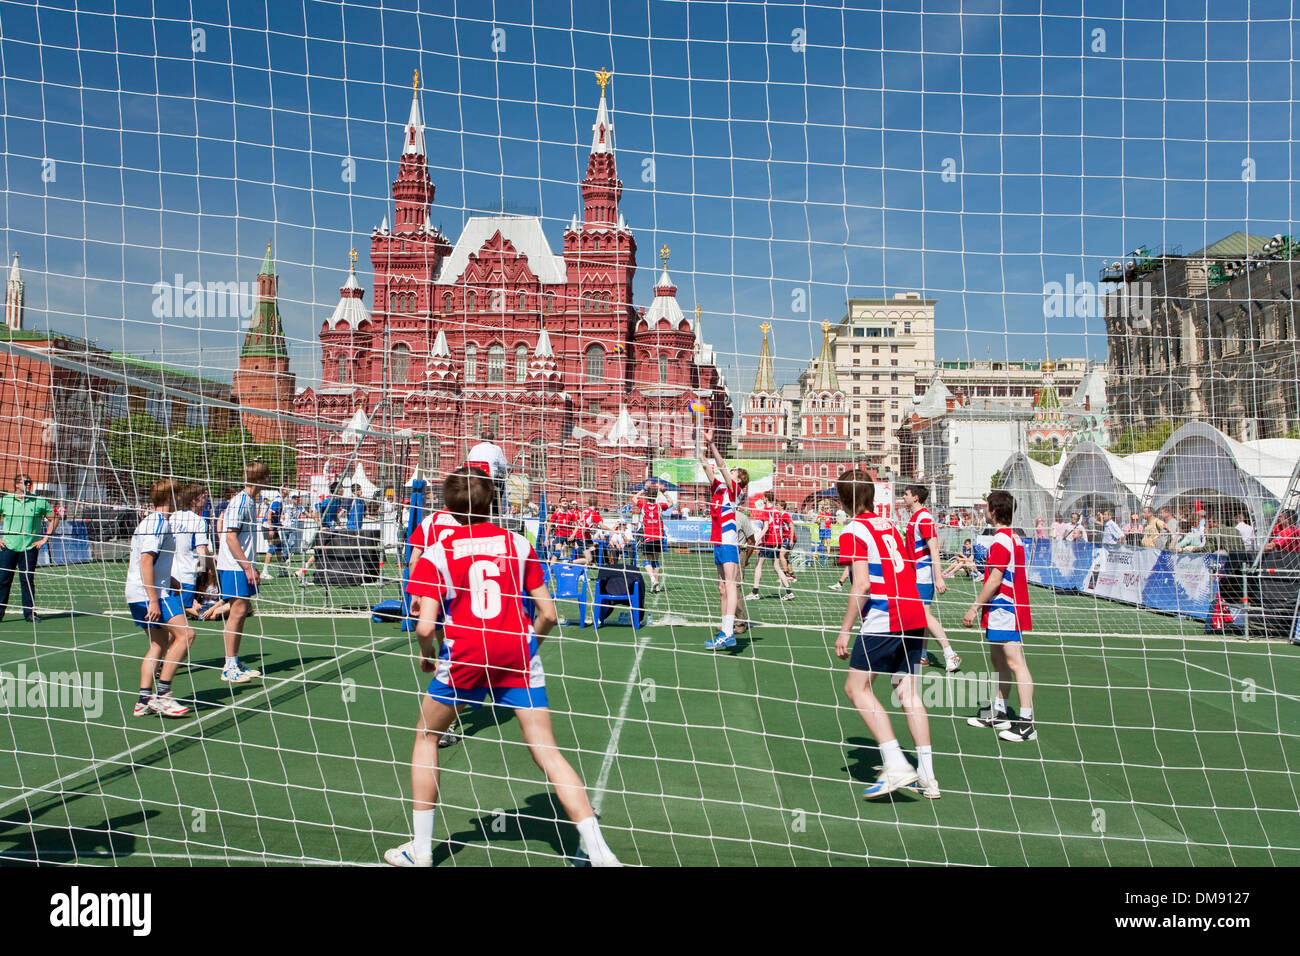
1066, 364, 1107, 411
430, 328, 450, 358
345, 462, 378, 498
590, 91, 614, 154
340, 406, 371, 443
326, 271, 370, 330
644, 268, 686, 328
534, 326, 554, 358
402, 92, 425, 156
607, 406, 641, 445
436, 215, 566, 285
912, 376, 953, 418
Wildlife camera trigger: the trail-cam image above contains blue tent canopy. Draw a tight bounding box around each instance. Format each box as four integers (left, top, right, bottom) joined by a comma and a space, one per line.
634, 477, 682, 494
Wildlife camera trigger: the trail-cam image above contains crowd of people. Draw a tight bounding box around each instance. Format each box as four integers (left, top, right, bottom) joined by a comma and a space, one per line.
1029, 505, 1282, 555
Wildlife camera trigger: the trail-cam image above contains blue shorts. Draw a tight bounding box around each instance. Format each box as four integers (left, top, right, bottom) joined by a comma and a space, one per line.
426, 678, 549, 710
179, 582, 199, 608
129, 595, 187, 630
759, 546, 779, 559
218, 569, 257, 601
985, 629, 1023, 644
819, 529, 832, 541
713, 543, 739, 566
849, 628, 926, 675
916, 581, 934, 605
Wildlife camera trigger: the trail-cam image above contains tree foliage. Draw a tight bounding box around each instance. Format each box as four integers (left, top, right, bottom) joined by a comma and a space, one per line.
107, 417, 295, 494
1110, 420, 1177, 456
1027, 440, 1063, 466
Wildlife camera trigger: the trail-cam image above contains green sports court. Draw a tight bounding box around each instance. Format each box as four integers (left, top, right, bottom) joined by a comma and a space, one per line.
1, 552, 1296, 866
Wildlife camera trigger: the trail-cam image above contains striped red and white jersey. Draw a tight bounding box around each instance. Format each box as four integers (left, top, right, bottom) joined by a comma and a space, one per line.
408, 509, 460, 551
982, 527, 1033, 633
905, 507, 938, 585
838, 511, 926, 634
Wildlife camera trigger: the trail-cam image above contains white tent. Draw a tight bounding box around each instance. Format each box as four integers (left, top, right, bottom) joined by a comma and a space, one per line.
341, 462, 378, 498
1055, 442, 1156, 518
1144, 422, 1298, 531
996, 452, 1062, 530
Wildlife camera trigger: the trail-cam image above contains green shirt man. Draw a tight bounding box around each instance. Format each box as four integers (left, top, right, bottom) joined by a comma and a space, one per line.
0, 483, 56, 552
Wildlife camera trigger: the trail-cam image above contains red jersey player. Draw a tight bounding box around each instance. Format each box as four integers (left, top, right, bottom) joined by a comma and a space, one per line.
834, 468, 937, 799
388, 469, 620, 867
632, 483, 670, 593
963, 489, 1037, 743
748, 497, 793, 601
577, 497, 603, 564
902, 484, 961, 673
776, 500, 797, 582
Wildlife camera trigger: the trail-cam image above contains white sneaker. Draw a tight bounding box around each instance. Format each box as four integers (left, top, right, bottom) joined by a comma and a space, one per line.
262, 567, 276, 579
237, 664, 261, 679
590, 853, 623, 867
910, 777, 941, 799
828, 582, 843, 592
384, 840, 432, 867
221, 666, 255, 683
133, 700, 152, 717
148, 692, 191, 718
863, 765, 919, 799
945, 652, 961, 673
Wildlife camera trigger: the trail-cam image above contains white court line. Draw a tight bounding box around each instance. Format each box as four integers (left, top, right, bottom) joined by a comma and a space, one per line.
0, 848, 367, 865
0, 634, 398, 817
591, 626, 655, 815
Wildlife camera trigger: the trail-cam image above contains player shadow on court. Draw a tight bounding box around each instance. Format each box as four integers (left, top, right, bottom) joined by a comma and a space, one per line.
434, 792, 577, 865
843, 736, 922, 799
0, 805, 160, 864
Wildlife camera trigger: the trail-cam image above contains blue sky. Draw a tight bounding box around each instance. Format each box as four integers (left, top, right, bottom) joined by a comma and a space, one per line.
1, 0, 1297, 393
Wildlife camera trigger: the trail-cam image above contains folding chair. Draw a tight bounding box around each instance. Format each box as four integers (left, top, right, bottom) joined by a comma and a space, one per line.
586, 539, 644, 630
549, 562, 591, 625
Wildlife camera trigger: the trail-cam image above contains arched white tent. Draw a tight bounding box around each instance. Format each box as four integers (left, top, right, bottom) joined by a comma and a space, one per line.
1144, 422, 1297, 532
996, 452, 1061, 530
1054, 442, 1156, 519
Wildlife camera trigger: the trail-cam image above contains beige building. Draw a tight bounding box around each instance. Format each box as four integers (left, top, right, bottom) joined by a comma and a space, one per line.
916, 357, 1089, 411
802, 292, 936, 474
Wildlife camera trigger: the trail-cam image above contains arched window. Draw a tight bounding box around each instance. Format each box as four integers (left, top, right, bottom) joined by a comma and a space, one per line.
585, 344, 605, 382
515, 345, 528, 382
545, 292, 554, 313
464, 345, 477, 381
338, 355, 351, 383
391, 343, 410, 384
487, 345, 506, 384
581, 292, 591, 313
827, 418, 836, 434
613, 471, 630, 502
443, 292, 453, 313
581, 458, 597, 496
490, 412, 499, 436
467, 290, 478, 312
658, 356, 669, 383
516, 292, 526, 313
527, 436, 546, 484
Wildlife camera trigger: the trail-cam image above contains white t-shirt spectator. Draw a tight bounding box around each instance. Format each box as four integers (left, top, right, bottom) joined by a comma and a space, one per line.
466, 441, 510, 480
1236, 520, 1255, 549
1102, 518, 1124, 546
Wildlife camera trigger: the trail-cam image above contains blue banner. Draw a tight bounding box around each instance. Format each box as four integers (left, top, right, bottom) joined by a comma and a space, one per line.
1139, 552, 1219, 620
1025, 537, 1096, 591
37, 520, 93, 566
663, 518, 712, 548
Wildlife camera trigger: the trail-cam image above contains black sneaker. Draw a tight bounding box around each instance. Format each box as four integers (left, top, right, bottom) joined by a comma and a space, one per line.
749, 589, 760, 599
438, 729, 462, 749
998, 719, 1037, 742
967, 703, 1016, 730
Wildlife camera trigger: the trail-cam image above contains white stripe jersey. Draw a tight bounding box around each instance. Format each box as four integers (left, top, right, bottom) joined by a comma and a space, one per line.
905, 507, 938, 585
217, 490, 259, 572
125, 512, 177, 604
169, 509, 209, 586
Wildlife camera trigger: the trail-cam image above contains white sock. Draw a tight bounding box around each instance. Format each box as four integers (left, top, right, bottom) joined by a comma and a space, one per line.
993, 697, 1008, 715
576, 815, 617, 865
413, 808, 435, 857
1021, 707, 1034, 721
225, 656, 237, 670
917, 744, 934, 781
721, 614, 735, 637
879, 738, 909, 772
944, 645, 957, 659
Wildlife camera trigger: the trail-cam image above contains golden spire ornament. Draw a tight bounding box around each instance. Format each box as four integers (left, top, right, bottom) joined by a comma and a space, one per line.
659, 244, 670, 265
761, 321, 771, 335
413, 69, 420, 91
349, 247, 358, 266
595, 68, 612, 94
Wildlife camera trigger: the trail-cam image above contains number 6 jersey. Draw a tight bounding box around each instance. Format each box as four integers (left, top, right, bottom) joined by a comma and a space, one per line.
838, 511, 926, 635
406, 522, 547, 689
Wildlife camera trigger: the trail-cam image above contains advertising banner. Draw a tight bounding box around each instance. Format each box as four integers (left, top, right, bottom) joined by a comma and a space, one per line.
1140, 552, 1219, 620
1080, 545, 1162, 605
